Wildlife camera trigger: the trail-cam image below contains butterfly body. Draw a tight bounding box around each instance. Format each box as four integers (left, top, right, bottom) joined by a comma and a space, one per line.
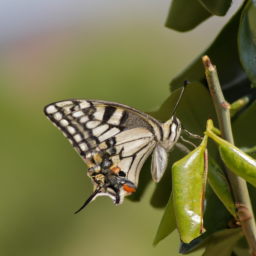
44, 99, 181, 210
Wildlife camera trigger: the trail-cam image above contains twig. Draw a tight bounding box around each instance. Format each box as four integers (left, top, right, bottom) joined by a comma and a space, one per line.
202, 55, 256, 255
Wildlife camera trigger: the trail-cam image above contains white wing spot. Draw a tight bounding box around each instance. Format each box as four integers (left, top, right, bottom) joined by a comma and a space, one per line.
79, 143, 89, 151
79, 116, 89, 123
86, 121, 101, 129
53, 112, 62, 121
63, 106, 72, 115
55, 101, 73, 107
92, 124, 109, 137
79, 101, 90, 109
74, 105, 80, 111
98, 127, 120, 142
74, 134, 82, 143
46, 105, 58, 114
72, 111, 84, 118
108, 108, 123, 125
67, 126, 76, 134
93, 107, 105, 121
60, 119, 69, 127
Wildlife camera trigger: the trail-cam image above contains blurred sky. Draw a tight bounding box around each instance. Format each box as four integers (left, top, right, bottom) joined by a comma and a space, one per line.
0, 0, 241, 45
0, 1, 243, 256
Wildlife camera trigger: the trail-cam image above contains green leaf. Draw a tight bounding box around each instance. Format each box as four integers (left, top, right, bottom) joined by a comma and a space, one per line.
208, 157, 238, 220
206, 130, 256, 188
233, 101, 256, 148
230, 96, 250, 118
198, 0, 233, 16
202, 228, 244, 256
179, 181, 233, 253
165, 0, 212, 32
238, 1, 256, 86
233, 236, 251, 256
233, 101, 256, 216
153, 193, 176, 246
179, 228, 243, 254
243, 146, 256, 159
170, 4, 250, 103
233, 247, 251, 256
172, 138, 207, 243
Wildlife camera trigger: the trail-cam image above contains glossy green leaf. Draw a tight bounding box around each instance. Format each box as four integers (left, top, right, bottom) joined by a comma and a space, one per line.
206, 130, 256, 188
165, 0, 212, 32
170, 4, 251, 104
198, 0, 233, 16
219, 145, 256, 187
172, 138, 207, 243
238, 0, 256, 86
153, 193, 176, 246
179, 181, 233, 254
207, 157, 238, 220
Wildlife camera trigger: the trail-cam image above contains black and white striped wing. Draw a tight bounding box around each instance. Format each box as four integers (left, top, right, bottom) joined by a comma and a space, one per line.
44, 99, 163, 186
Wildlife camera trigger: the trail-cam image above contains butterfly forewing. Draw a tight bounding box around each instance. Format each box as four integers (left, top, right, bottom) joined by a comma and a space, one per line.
44, 99, 162, 187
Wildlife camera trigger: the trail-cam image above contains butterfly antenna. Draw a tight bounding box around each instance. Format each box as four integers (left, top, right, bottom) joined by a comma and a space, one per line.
74, 186, 102, 214
172, 80, 189, 116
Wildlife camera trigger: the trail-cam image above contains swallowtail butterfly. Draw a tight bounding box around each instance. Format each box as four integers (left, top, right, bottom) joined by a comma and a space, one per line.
44, 82, 201, 213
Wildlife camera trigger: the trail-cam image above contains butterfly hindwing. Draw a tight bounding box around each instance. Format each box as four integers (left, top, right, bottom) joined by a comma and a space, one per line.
44, 99, 162, 186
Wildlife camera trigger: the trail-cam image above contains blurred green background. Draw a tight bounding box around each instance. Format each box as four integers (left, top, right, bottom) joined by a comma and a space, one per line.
0, 1, 240, 255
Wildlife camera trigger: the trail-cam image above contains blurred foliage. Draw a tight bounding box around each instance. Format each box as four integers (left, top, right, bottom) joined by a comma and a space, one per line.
198, 0, 233, 16
165, 0, 212, 32
238, 1, 256, 87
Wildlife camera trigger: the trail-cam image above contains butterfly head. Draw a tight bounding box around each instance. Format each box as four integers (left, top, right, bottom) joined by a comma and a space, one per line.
161, 116, 181, 151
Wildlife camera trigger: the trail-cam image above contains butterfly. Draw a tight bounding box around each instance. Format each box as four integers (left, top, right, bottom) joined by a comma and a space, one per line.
44, 82, 201, 213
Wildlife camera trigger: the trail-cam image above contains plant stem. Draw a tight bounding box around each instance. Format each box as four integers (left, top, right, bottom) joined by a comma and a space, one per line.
202, 55, 256, 255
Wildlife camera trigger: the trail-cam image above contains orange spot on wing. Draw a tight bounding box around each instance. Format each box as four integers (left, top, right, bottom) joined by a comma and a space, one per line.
123, 184, 136, 193
111, 167, 121, 174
